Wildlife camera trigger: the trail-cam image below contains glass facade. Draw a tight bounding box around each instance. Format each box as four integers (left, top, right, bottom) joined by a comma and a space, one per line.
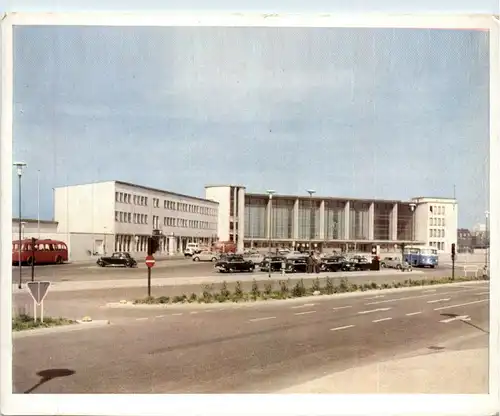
298, 199, 321, 240
397, 204, 413, 240
349, 202, 370, 240
374, 203, 392, 240
271, 199, 294, 240
324, 200, 345, 240
244, 197, 267, 239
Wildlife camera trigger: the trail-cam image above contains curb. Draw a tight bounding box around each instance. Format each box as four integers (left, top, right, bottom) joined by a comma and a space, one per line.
12, 320, 111, 339
105, 279, 488, 311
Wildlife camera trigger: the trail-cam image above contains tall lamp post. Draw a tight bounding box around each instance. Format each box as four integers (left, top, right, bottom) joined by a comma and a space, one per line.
409, 203, 416, 243
14, 162, 27, 289
306, 190, 316, 254
485, 210, 489, 273
266, 189, 276, 278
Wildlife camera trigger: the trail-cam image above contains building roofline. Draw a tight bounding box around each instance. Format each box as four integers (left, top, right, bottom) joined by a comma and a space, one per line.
205, 185, 246, 189
55, 180, 219, 205
412, 196, 457, 201
12, 218, 58, 225
245, 192, 409, 204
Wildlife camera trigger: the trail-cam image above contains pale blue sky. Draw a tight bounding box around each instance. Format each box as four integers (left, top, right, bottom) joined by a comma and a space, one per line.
12, 25, 490, 228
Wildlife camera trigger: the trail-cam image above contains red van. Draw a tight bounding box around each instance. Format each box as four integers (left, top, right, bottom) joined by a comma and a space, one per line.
12, 239, 68, 265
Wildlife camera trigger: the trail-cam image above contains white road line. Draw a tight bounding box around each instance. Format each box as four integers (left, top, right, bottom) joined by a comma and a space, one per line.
155, 315, 166, 318
434, 299, 489, 311
190, 311, 198, 315
439, 315, 471, 324
358, 307, 392, 315
332, 306, 352, 310
365, 289, 472, 305
291, 303, 315, 309
172, 313, 183, 316
366, 295, 385, 300
373, 317, 392, 323
422, 289, 436, 293
406, 312, 422, 316
426, 298, 451, 304
330, 325, 355, 331
476, 292, 490, 296
294, 311, 316, 316
249, 316, 276, 322
136, 317, 148, 321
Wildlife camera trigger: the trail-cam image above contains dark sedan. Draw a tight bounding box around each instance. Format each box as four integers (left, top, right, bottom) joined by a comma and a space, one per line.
284, 256, 308, 273
215, 255, 255, 273
320, 256, 345, 272
96, 252, 137, 268
342, 256, 372, 271
259, 256, 286, 272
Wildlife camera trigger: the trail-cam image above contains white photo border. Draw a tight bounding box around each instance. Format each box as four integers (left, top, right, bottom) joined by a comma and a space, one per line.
1, 12, 498, 416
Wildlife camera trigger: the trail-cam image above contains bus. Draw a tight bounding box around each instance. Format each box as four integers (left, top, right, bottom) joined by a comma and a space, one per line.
403, 245, 438, 268
12, 239, 68, 265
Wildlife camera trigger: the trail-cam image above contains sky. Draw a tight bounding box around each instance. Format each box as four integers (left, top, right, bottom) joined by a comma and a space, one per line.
12, 25, 490, 228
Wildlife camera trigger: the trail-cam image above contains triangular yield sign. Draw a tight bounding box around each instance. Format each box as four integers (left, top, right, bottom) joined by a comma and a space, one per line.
27, 281, 51, 305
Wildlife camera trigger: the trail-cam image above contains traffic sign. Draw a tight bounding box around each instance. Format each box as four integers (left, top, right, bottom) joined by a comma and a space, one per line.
27, 281, 51, 305
145, 255, 156, 268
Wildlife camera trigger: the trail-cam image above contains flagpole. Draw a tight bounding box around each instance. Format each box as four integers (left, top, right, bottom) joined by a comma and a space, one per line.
37, 169, 40, 238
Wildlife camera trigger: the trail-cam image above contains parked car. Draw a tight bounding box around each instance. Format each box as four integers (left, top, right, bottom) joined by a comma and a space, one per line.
284, 256, 308, 273
184, 243, 202, 257
342, 256, 372, 271
214, 255, 255, 273
243, 252, 265, 266
96, 252, 137, 268
381, 256, 411, 270
320, 256, 345, 272
259, 256, 286, 272
192, 250, 219, 262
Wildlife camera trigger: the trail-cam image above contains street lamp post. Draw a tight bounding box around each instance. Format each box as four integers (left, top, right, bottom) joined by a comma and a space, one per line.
266, 189, 276, 278
306, 190, 316, 254
14, 162, 27, 289
409, 203, 416, 243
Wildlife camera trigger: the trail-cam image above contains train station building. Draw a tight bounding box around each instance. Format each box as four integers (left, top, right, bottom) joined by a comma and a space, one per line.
205, 185, 458, 254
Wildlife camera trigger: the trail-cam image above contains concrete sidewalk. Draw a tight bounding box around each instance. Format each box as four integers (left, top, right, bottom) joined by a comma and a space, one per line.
12, 269, 424, 293
277, 346, 488, 394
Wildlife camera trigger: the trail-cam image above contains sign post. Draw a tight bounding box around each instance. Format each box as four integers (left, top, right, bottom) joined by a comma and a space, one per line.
451, 243, 456, 281
31, 237, 37, 282
145, 255, 156, 297
27, 281, 51, 323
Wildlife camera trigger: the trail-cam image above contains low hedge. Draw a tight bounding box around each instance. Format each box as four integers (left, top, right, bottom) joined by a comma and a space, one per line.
12, 314, 76, 331
133, 275, 485, 305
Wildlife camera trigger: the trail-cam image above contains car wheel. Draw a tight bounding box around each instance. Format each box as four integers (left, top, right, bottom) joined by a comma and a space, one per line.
396, 264, 402, 269
193, 257, 200, 262
211, 257, 217, 262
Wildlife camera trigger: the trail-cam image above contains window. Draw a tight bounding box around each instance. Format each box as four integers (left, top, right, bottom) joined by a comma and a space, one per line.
115, 192, 119, 202
145, 215, 148, 224
128, 213, 131, 223
115, 211, 119, 221
133, 213, 137, 223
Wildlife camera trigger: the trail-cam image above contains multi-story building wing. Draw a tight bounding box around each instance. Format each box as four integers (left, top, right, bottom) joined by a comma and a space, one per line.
205, 185, 458, 254
54, 181, 218, 260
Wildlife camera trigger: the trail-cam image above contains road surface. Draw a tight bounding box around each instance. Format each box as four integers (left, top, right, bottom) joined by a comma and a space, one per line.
13, 281, 489, 393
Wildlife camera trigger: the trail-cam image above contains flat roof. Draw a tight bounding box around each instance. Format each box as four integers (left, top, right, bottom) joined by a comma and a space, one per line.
12, 218, 58, 225
412, 196, 457, 201
205, 184, 246, 189
245, 192, 406, 204
55, 180, 218, 205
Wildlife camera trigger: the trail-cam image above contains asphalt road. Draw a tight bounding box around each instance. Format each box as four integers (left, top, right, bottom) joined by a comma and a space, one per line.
13, 281, 489, 393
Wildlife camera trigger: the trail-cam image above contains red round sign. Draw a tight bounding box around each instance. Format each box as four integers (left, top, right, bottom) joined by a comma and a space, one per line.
145, 255, 156, 268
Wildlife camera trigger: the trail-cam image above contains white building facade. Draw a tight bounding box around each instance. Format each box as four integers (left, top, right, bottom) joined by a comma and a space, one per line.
12, 218, 59, 241
205, 185, 458, 254
54, 181, 218, 261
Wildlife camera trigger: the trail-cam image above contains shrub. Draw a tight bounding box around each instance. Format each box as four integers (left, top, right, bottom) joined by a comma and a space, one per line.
234, 281, 243, 299
264, 281, 273, 295
325, 277, 334, 294
172, 295, 186, 303
220, 281, 230, 299
382, 282, 390, 289
202, 284, 214, 303
312, 277, 321, 292
157, 296, 170, 304
189, 293, 197, 302
279, 280, 289, 297
292, 279, 306, 297
370, 281, 378, 290
251, 279, 260, 300
338, 278, 349, 293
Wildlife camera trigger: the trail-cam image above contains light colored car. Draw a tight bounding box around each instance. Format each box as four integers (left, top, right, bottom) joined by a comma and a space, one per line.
192, 250, 219, 262
381, 256, 411, 270
243, 253, 265, 266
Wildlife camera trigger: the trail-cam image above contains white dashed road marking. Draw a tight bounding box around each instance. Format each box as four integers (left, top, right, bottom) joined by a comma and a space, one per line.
190, 311, 198, 315
476, 292, 490, 296
422, 289, 436, 293
249, 316, 276, 322
136, 317, 148, 321
366, 295, 385, 300
172, 313, 183, 316
427, 298, 451, 304
155, 315, 166, 318
294, 311, 316, 316
373, 317, 392, 323
439, 315, 471, 323
332, 306, 352, 310
330, 325, 355, 331
406, 312, 422, 316
291, 303, 315, 309
358, 307, 392, 315
365, 289, 472, 305
434, 299, 488, 311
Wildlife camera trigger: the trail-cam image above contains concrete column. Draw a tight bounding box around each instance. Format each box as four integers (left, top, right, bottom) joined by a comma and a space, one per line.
266, 198, 272, 239
391, 203, 398, 241
319, 200, 325, 240
237, 187, 245, 253
293, 198, 299, 240
233, 187, 238, 243
368, 202, 375, 240
344, 201, 350, 240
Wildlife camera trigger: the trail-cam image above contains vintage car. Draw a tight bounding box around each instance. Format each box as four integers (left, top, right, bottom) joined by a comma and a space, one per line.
242, 252, 265, 266
259, 256, 286, 272
192, 250, 219, 262
284, 256, 308, 273
96, 252, 137, 268
214, 255, 255, 273
342, 256, 372, 272
380, 256, 412, 270
320, 256, 345, 272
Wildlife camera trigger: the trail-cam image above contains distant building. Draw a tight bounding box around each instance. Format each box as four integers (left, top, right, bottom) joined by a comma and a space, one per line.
457, 228, 473, 253
54, 181, 219, 261
12, 218, 59, 241
205, 185, 458, 254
